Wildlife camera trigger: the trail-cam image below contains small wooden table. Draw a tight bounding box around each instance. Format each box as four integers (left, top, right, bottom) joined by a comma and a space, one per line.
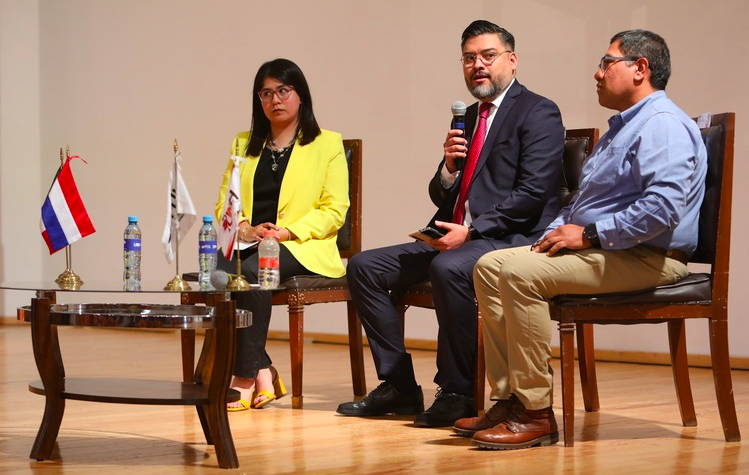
6, 282, 251, 469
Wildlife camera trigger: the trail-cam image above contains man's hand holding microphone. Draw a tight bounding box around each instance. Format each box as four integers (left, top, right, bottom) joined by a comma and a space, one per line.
444, 101, 468, 174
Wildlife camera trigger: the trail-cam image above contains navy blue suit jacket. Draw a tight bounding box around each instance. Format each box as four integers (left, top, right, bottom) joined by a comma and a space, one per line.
428, 80, 565, 244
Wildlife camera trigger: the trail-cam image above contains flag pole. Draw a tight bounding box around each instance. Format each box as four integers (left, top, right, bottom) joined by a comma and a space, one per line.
226, 209, 251, 291
55, 146, 84, 290
164, 138, 192, 291
226, 140, 251, 291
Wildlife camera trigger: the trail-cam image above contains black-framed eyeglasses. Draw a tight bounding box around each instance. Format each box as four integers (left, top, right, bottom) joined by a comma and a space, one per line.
598, 55, 641, 73
258, 85, 295, 104
461, 50, 511, 67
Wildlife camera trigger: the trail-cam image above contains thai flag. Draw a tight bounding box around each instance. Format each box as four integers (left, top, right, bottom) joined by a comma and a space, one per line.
40, 156, 96, 254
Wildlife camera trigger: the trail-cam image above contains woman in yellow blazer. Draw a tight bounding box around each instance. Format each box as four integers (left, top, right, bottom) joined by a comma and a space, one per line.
215, 58, 349, 411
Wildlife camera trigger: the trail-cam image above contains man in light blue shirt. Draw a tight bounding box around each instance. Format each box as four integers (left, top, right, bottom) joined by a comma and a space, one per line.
453, 29, 707, 450
555, 89, 706, 255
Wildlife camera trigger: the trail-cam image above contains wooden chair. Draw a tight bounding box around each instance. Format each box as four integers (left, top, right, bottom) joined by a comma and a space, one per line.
181, 139, 366, 409
390, 128, 599, 412
549, 112, 740, 446
270, 139, 365, 408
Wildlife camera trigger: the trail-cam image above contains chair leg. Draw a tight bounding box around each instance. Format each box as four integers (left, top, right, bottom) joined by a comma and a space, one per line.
473, 310, 486, 413
708, 318, 741, 441
559, 321, 576, 447
346, 301, 367, 398
667, 320, 697, 426
576, 323, 599, 412
288, 302, 304, 409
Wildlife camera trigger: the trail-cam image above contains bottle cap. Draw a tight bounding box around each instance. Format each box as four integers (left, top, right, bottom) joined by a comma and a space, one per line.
263, 229, 275, 237
128, 216, 138, 223
203, 215, 213, 223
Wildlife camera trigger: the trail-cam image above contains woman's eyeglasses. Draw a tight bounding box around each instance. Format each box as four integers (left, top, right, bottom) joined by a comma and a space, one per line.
258, 85, 295, 103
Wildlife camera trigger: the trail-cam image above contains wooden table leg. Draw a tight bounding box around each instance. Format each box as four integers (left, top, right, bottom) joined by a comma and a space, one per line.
203, 295, 239, 469
192, 290, 223, 444
29, 293, 65, 460
181, 329, 196, 383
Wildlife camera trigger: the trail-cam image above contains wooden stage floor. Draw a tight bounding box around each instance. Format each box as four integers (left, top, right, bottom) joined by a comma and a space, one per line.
0, 320, 747, 474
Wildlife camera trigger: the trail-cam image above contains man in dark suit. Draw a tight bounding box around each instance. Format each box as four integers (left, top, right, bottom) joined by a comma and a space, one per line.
336, 20, 565, 427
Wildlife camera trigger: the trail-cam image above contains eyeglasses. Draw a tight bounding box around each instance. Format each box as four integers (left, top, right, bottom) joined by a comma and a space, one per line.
258, 85, 295, 103
597, 55, 641, 73
461, 50, 511, 67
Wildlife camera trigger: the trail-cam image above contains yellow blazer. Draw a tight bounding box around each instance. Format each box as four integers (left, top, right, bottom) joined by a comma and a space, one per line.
214, 129, 349, 278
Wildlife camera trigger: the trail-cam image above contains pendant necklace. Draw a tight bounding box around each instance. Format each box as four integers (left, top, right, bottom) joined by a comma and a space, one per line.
268, 136, 295, 172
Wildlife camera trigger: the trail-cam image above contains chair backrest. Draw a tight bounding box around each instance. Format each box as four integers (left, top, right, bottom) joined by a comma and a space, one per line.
691, 113, 735, 305
559, 128, 599, 207
336, 139, 363, 260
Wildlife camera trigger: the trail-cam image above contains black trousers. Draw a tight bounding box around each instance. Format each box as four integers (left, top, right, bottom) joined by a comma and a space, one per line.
217, 245, 314, 379
347, 238, 520, 396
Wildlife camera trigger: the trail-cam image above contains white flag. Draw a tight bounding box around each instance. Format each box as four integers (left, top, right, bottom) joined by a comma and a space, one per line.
218, 155, 246, 260
161, 150, 197, 263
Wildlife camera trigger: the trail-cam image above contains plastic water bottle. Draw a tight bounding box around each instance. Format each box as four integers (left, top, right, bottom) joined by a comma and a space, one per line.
258, 229, 280, 289
123, 216, 142, 290
198, 215, 218, 289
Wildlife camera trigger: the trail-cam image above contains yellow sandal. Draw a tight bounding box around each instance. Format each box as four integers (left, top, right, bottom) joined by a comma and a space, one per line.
227, 386, 253, 412
252, 366, 288, 409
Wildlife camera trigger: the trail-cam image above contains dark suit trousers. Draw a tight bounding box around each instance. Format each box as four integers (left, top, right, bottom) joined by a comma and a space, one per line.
347, 238, 503, 396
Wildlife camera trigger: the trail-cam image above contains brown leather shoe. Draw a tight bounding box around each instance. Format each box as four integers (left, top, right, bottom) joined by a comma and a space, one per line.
453, 394, 520, 437
471, 403, 559, 450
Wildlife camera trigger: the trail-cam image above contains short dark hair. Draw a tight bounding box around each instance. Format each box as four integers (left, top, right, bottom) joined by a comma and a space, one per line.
611, 29, 671, 90
461, 20, 515, 51
247, 58, 321, 157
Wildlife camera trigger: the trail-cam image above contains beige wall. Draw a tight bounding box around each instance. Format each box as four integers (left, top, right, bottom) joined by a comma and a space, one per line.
1, 0, 747, 358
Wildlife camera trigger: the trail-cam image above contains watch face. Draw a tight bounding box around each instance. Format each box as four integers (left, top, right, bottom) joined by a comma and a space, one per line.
584, 224, 599, 244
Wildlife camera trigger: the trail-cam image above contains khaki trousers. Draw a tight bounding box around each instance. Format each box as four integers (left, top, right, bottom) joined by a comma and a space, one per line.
473, 245, 689, 410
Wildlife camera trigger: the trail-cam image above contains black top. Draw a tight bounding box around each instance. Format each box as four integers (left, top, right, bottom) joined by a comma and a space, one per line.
251, 144, 294, 225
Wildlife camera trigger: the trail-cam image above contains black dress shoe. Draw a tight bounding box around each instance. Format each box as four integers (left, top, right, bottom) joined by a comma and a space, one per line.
413, 389, 476, 427
336, 382, 424, 416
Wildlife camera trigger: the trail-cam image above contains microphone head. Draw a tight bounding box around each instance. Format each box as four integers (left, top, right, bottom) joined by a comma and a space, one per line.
209, 270, 230, 290
451, 101, 467, 117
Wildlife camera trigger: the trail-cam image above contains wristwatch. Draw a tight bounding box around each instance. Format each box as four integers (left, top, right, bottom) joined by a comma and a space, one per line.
468, 225, 481, 241
583, 223, 600, 248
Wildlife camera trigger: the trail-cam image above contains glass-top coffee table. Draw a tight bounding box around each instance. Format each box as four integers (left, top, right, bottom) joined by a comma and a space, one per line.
3, 281, 254, 469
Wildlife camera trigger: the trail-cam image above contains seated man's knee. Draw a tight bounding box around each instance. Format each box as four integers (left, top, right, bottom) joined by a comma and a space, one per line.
428, 251, 471, 285
347, 251, 375, 282
473, 247, 526, 287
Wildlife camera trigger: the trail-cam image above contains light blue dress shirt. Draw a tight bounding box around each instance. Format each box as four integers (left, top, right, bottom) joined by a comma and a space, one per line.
546, 90, 707, 256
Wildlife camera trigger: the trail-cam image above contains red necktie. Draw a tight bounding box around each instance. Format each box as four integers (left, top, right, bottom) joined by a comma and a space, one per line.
453, 102, 491, 224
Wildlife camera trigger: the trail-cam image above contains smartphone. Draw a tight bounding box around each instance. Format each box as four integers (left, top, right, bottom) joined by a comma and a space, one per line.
409, 226, 446, 242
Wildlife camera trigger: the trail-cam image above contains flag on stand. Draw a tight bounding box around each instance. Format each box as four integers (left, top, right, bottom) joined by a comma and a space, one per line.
40, 156, 96, 254
218, 154, 246, 260
161, 150, 197, 263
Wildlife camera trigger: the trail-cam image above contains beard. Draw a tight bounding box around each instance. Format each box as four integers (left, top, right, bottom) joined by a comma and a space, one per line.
468, 73, 506, 100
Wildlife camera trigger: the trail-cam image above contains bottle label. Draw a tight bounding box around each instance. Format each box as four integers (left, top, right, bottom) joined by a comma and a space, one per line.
199, 240, 218, 254
259, 257, 279, 269
124, 238, 141, 252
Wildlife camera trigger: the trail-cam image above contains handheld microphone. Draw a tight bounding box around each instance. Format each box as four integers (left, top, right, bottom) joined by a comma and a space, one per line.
451, 100, 467, 134
210, 270, 230, 290
451, 101, 467, 170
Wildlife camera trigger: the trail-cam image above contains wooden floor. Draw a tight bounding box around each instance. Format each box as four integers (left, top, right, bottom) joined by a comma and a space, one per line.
0, 320, 747, 474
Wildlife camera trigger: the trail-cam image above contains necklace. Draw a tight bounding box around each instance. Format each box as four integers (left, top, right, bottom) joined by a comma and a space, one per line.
267, 137, 295, 172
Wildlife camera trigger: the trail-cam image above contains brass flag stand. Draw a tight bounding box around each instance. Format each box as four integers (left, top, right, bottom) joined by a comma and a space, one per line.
164, 139, 192, 291
55, 147, 84, 290
225, 210, 251, 291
